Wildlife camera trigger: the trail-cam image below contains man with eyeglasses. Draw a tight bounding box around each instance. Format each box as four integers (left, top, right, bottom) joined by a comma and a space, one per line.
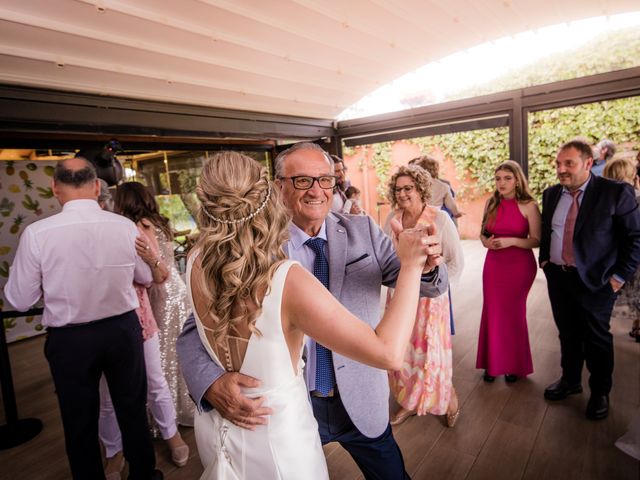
177, 142, 448, 479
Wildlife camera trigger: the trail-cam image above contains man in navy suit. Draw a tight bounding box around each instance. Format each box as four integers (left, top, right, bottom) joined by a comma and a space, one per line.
539, 139, 640, 420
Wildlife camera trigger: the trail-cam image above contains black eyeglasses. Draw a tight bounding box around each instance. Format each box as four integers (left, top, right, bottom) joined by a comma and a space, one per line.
279, 175, 337, 190
394, 185, 415, 194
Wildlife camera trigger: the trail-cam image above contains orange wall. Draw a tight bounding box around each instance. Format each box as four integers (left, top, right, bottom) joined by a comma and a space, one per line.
343, 141, 489, 239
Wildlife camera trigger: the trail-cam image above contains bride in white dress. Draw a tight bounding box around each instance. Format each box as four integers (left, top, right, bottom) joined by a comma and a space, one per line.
187, 151, 433, 479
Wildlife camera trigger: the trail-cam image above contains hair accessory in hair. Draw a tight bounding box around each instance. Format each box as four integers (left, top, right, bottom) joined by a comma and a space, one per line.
201, 182, 272, 225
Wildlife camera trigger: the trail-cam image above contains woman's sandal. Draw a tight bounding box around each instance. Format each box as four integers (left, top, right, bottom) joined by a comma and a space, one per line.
390, 408, 417, 426
446, 407, 461, 428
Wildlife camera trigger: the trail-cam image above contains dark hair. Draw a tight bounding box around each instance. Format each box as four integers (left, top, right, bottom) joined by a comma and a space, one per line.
54, 158, 96, 187
345, 186, 360, 198
559, 139, 593, 161
114, 182, 173, 240
331, 154, 345, 168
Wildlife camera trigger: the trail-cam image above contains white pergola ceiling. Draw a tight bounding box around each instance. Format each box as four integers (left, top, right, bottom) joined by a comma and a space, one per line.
0, 0, 638, 120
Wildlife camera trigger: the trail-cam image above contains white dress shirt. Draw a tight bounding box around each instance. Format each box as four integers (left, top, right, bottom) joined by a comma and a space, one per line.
5, 199, 152, 327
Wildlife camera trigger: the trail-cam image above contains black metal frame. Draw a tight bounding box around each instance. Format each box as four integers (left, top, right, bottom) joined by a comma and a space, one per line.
0, 85, 335, 142
0, 67, 639, 169
0, 309, 44, 449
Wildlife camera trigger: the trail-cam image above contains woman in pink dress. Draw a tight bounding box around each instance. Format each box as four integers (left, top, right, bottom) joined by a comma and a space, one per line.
385, 165, 464, 427
477, 160, 541, 383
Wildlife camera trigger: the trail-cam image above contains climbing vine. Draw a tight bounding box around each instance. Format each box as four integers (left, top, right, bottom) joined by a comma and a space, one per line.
370, 142, 393, 200
410, 128, 509, 197
527, 97, 640, 197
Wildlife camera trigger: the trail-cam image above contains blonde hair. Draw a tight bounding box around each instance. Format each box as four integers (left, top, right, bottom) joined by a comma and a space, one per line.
482, 161, 534, 231
603, 158, 636, 186
387, 164, 432, 209
194, 151, 290, 345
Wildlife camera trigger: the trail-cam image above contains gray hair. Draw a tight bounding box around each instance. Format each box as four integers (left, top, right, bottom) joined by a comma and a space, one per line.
54, 157, 96, 187
273, 142, 334, 178
97, 179, 114, 211
597, 139, 616, 161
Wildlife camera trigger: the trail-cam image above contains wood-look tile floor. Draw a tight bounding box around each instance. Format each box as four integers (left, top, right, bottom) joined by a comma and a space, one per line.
1, 240, 638, 479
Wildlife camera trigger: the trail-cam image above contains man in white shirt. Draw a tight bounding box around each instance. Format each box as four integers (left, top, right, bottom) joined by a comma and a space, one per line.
5, 158, 161, 480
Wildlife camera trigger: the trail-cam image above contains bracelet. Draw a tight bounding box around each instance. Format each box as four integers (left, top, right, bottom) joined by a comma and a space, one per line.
153, 259, 161, 269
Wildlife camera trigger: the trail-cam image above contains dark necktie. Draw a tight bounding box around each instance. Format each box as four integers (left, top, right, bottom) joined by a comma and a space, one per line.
561, 190, 581, 266
304, 237, 336, 395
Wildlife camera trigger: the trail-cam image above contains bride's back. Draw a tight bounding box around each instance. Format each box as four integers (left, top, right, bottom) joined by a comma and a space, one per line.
186, 151, 329, 479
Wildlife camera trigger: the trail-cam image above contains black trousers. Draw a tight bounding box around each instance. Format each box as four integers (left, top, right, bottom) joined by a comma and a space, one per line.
543, 264, 617, 395
45, 311, 156, 480
312, 393, 410, 480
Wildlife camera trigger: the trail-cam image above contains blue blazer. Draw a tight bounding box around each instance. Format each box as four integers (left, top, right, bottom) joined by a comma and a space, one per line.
176, 212, 448, 438
539, 174, 640, 292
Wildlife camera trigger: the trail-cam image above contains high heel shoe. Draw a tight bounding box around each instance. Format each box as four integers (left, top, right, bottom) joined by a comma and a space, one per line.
390, 408, 416, 426
446, 407, 461, 428
505, 374, 518, 383
483, 371, 496, 383
171, 444, 189, 467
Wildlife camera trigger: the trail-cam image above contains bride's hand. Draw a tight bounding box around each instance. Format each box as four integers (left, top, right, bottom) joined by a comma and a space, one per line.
204, 372, 273, 430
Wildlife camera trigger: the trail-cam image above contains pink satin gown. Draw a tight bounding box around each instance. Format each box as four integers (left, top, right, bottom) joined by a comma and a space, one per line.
476, 198, 536, 378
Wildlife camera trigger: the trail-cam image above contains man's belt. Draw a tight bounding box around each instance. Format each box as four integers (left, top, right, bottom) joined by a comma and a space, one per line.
311, 388, 336, 398
550, 263, 577, 272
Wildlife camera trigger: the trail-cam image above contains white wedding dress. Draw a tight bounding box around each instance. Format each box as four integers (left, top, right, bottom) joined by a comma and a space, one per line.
186, 257, 329, 480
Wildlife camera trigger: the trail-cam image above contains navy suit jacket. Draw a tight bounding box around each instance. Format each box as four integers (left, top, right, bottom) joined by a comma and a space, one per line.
539, 174, 640, 292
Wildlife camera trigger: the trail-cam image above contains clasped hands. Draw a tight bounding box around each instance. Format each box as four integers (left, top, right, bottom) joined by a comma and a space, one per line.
485, 235, 515, 250
390, 217, 443, 272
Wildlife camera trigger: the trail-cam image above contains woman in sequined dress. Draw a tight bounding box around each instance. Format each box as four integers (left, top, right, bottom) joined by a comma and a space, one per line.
100, 182, 189, 478
114, 182, 195, 428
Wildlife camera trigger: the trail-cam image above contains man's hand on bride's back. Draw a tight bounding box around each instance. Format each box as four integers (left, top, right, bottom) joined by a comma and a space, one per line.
205, 372, 273, 430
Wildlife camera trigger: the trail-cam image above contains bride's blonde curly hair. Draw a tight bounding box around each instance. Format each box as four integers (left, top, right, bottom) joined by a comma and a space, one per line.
194, 151, 290, 345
